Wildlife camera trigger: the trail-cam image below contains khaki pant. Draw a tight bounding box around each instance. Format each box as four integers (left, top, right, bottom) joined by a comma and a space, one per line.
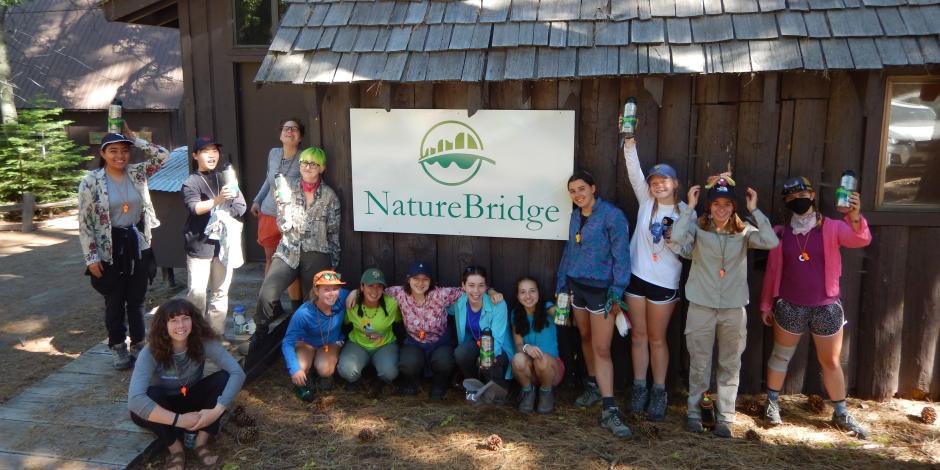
685, 303, 747, 423
186, 255, 234, 335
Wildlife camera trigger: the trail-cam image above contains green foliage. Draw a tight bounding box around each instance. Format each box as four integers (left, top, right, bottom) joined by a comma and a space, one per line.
0, 99, 90, 203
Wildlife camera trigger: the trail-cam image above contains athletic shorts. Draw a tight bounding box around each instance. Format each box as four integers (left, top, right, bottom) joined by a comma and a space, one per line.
569, 281, 607, 315
257, 213, 282, 249
773, 298, 845, 337
624, 274, 679, 304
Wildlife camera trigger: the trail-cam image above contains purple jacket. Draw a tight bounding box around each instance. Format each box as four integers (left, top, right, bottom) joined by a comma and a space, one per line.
556, 198, 632, 298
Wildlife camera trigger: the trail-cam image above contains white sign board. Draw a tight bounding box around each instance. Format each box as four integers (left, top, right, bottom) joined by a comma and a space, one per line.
350, 109, 575, 240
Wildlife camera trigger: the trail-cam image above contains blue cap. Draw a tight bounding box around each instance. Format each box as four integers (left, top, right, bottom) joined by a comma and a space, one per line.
99, 133, 133, 151
647, 163, 678, 180
408, 261, 432, 278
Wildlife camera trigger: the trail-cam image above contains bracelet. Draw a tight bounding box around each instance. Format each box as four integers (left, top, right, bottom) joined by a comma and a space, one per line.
522, 344, 529, 354
171, 413, 179, 427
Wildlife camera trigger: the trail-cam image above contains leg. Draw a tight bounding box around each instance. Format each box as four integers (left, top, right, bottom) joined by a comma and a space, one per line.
684, 303, 717, 419
262, 245, 275, 274
295, 341, 317, 377
337, 342, 371, 383
512, 352, 535, 388
429, 344, 456, 393
573, 308, 595, 377
185, 256, 211, 317
589, 311, 617, 399
533, 354, 561, 388
372, 342, 400, 384
298, 252, 331, 301
397, 344, 425, 382
766, 324, 802, 392
646, 300, 677, 386
124, 250, 153, 345
714, 307, 747, 424
627, 296, 650, 381
814, 330, 847, 400
204, 257, 235, 336
103, 270, 129, 347
255, 257, 297, 323
186, 371, 231, 435
454, 340, 480, 380
314, 344, 340, 378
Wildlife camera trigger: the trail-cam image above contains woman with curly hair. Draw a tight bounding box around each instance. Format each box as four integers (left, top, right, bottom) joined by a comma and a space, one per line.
128, 299, 245, 470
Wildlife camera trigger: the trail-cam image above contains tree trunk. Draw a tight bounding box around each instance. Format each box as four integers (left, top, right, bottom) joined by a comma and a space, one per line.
0, 6, 18, 124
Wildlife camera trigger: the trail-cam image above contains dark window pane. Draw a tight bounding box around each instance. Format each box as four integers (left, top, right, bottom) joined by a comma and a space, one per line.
235, 0, 273, 46
881, 80, 940, 208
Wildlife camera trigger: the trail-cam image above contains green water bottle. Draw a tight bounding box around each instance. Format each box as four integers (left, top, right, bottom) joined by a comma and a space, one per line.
107, 98, 123, 134
479, 328, 494, 369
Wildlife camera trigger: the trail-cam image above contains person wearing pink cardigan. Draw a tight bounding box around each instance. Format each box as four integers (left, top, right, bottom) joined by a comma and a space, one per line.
759, 176, 871, 439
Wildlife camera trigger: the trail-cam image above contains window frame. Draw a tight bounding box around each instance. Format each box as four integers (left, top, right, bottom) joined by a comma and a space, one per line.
232, 0, 284, 49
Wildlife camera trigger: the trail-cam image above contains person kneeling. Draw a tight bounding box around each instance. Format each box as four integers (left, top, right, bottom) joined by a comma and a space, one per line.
512, 277, 564, 414
282, 270, 348, 401
128, 299, 246, 470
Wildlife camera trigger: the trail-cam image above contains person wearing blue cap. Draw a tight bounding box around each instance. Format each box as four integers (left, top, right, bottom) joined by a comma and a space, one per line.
78, 125, 170, 369
622, 137, 691, 422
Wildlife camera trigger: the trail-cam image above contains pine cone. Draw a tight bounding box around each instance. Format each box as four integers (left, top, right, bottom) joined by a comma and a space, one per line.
635, 422, 660, 440
235, 426, 258, 445
744, 429, 761, 442
231, 406, 257, 427
807, 394, 826, 414
739, 398, 762, 417
358, 428, 378, 442
922, 406, 937, 425
481, 434, 503, 451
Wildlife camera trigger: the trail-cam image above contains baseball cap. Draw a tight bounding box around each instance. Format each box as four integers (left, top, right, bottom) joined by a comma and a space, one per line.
100, 133, 133, 152
706, 176, 737, 202
313, 270, 345, 286
647, 163, 678, 181
360, 268, 387, 286
408, 261, 432, 278
193, 136, 222, 153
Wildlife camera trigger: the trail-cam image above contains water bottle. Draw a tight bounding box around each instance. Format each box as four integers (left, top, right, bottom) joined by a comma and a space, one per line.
233, 306, 247, 332
835, 170, 857, 212
274, 173, 291, 203
554, 292, 570, 326
619, 98, 638, 139
183, 431, 197, 449
107, 98, 123, 134
661, 217, 674, 240
222, 164, 239, 196
700, 392, 717, 429
479, 328, 495, 369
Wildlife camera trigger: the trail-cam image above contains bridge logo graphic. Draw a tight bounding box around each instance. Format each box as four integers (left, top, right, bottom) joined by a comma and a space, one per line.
417, 120, 494, 186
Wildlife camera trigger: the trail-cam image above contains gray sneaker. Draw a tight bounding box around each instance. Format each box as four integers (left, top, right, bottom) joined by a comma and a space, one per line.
646, 387, 668, 422
831, 412, 869, 440
765, 400, 783, 425
685, 417, 704, 433
110, 343, 131, 370
599, 407, 632, 438
630, 383, 649, 414
713, 421, 733, 438
518, 388, 536, 413
128, 342, 144, 361
575, 381, 602, 408
536, 389, 555, 414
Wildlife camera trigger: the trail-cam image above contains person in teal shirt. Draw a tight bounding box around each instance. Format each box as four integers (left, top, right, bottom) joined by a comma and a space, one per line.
511, 277, 563, 414
449, 266, 513, 392
337, 268, 402, 397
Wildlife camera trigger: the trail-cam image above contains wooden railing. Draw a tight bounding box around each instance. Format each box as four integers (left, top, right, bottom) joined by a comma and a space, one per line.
0, 193, 78, 231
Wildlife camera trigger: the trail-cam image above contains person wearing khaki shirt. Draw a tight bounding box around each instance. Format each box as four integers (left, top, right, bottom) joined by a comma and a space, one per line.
670, 175, 778, 438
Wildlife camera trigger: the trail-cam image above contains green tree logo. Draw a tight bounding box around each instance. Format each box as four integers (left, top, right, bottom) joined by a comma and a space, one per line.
418, 120, 494, 186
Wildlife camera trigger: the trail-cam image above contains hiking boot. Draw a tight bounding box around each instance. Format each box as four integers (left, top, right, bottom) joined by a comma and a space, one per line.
128, 341, 145, 361
317, 376, 335, 392
293, 384, 315, 402
517, 388, 536, 413
631, 383, 649, 414
646, 387, 668, 422
685, 417, 704, 433
831, 412, 869, 440
110, 343, 131, 370
536, 389, 555, 414
575, 381, 602, 408
713, 421, 733, 438
599, 407, 633, 438
764, 400, 783, 425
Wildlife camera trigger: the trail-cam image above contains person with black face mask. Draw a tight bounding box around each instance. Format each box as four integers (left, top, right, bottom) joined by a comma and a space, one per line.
758, 176, 872, 439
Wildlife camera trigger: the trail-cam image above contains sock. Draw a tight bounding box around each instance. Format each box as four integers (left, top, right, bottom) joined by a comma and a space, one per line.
602, 397, 616, 410
521, 384, 534, 392
586, 376, 597, 386
767, 389, 780, 402
539, 386, 552, 392
832, 399, 847, 416
633, 378, 647, 388
652, 383, 666, 392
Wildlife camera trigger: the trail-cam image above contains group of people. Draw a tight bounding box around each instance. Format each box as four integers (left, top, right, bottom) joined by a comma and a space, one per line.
76, 118, 871, 468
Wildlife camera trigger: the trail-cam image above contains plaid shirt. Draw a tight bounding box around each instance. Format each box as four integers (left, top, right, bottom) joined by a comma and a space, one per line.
274, 180, 341, 269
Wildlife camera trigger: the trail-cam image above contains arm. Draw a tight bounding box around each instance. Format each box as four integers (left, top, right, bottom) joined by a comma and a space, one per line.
204, 341, 245, 410
326, 192, 342, 269
77, 176, 101, 267
670, 186, 699, 247
555, 239, 572, 294
623, 138, 651, 203
835, 193, 871, 248
745, 209, 780, 250
281, 314, 305, 376
132, 137, 171, 178
275, 194, 294, 233
228, 186, 247, 218
608, 209, 632, 298
181, 177, 222, 216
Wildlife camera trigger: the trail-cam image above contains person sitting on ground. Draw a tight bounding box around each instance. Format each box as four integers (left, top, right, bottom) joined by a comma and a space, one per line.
511, 276, 563, 414
337, 268, 402, 396
282, 270, 348, 401
128, 298, 245, 470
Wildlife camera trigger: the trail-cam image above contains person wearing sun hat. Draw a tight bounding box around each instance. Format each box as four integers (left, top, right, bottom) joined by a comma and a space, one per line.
759, 176, 871, 438
255, 146, 340, 329
281, 270, 349, 401
337, 268, 403, 397
670, 173, 778, 438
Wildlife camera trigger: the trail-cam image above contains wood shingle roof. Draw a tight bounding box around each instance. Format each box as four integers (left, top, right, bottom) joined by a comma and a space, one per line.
256, 0, 940, 83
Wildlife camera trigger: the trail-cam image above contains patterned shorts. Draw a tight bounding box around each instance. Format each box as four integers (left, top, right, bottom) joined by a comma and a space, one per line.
773, 299, 845, 337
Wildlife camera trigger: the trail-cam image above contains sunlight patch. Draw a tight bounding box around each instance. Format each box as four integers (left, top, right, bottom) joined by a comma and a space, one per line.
15, 336, 79, 358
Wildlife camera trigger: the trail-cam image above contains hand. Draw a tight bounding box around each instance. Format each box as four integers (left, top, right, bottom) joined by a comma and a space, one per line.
745, 187, 758, 212
250, 202, 261, 217
219, 186, 236, 200
345, 290, 359, 309
87, 262, 104, 278
840, 192, 862, 218
291, 370, 308, 386
687, 185, 701, 208
524, 344, 544, 360
191, 407, 223, 431
121, 122, 136, 141
761, 310, 774, 327
488, 289, 504, 304
177, 411, 200, 430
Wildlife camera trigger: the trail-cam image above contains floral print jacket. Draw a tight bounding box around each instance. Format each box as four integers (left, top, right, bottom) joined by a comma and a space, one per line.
274, 179, 341, 269
77, 138, 169, 266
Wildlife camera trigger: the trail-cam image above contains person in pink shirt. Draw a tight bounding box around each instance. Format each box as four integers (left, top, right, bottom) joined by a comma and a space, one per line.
759, 176, 871, 439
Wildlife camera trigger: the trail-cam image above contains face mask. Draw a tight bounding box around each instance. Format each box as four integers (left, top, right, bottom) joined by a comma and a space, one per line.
785, 197, 814, 215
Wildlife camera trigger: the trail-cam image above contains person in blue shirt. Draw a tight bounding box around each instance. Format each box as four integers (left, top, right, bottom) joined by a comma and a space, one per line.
449, 266, 513, 393
281, 270, 348, 401
511, 277, 563, 414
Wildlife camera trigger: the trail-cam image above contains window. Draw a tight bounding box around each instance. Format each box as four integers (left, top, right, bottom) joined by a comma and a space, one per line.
234, 0, 289, 47
878, 77, 940, 209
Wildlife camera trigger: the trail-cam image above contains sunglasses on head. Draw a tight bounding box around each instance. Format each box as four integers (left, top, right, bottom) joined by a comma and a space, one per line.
314, 272, 341, 282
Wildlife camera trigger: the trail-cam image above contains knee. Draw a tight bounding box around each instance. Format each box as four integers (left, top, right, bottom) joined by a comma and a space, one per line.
818, 354, 841, 371
648, 334, 667, 349
578, 329, 592, 343
377, 363, 398, 383
631, 330, 648, 346
593, 344, 612, 360
512, 353, 530, 370
337, 360, 360, 382
767, 343, 797, 373
315, 361, 336, 378
533, 356, 553, 374
454, 344, 475, 363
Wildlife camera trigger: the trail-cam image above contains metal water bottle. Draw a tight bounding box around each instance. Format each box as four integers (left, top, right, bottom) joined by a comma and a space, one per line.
700, 392, 717, 429
479, 328, 495, 369
836, 170, 857, 211
273, 173, 291, 203
661, 216, 674, 240
107, 98, 123, 134
554, 292, 571, 326
183, 431, 197, 449
619, 97, 638, 139
222, 164, 239, 196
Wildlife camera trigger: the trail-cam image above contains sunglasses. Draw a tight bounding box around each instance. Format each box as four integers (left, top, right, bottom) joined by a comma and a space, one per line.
314, 272, 341, 283
705, 175, 736, 189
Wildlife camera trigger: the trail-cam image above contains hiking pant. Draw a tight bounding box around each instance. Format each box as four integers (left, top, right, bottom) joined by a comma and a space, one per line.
455, 339, 509, 390
337, 341, 399, 384
256, 252, 330, 323
129, 370, 230, 448
102, 248, 153, 348
685, 302, 747, 423
399, 342, 456, 390
186, 255, 234, 335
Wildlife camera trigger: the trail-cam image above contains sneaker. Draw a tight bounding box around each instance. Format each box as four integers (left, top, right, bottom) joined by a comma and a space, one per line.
575, 381, 602, 408
110, 343, 131, 370
463, 378, 486, 404
293, 384, 315, 402
518, 388, 536, 413
128, 342, 145, 361
831, 412, 869, 440
631, 383, 649, 414
764, 400, 783, 426
646, 387, 668, 422
713, 421, 733, 438
685, 417, 704, 433
536, 389, 555, 414
599, 407, 633, 438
